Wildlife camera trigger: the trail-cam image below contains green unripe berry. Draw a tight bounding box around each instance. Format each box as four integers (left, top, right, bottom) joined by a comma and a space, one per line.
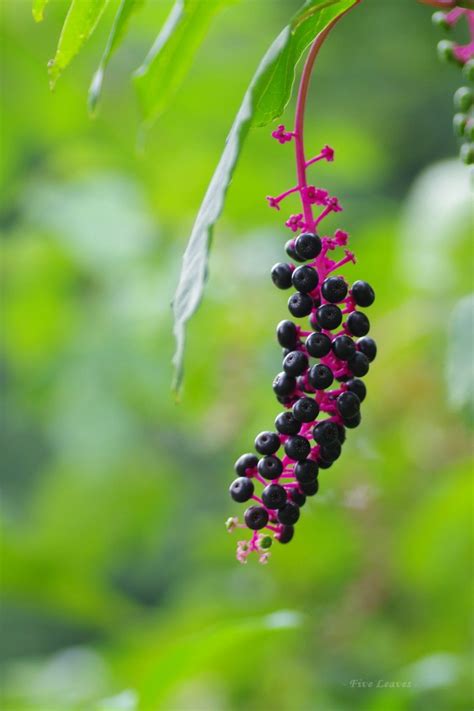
460, 143, 474, 165
463, 59, 474, 83
453, 113, 468, 137
259, 535, 272, 550
437, 40, 455, 63
454, 87, 474, 112
432, 12, 449, 31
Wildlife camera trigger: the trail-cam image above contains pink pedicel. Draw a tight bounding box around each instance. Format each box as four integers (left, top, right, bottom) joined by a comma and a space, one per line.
228, 9, 374, 564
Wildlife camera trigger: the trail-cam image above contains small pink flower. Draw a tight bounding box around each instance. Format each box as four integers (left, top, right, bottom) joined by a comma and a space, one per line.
266, 196, 281, 210
327, 196, 342, 212
334, 229, 349, 246
271, 124, 294, 144
321, 144, 335, 161
285, 213, 306, 232
306, 186, 329, 205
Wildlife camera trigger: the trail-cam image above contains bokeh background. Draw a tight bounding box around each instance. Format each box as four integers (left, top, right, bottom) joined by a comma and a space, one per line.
1, 1, 473, 709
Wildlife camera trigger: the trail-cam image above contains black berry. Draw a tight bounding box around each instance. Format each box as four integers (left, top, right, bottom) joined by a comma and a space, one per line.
284, 435, 311, 462
337, 424, 346, 444
321, 276, 348, 303
277, 502, 300, 525
317, 304, 343, 330
283, 350, 309, 376
262, 483, 287, 509
332, 335, 356, 361
319, 441, 341, 462
272, 371, 296, 397
295, 232, 322, 259
288, 489, 306, 507
308, 363, 334, 390
305, 332, 331, 358
291, 265, 319, 293
293, 396, 319, 422
288, 292, 313, 318
346, 377, 366, 403
351, 280, 375, 307
276, 525, 294, 543
255, 431, 280, 455
271, 263, 293, 289
309, 311, 322, 331
347, 351, 370, 377
229, 477, 254, 502
276, 320, 299, 349
295, 458, 318, 483
313, 420, 339, 446
258, 455, 283, 480
343, 411, 362, 428
275, 411, 301, 436
234, 453, 258, 477
285, 239, 305, 263
299, 478, 319, 496
336, 391, 360, 419
244, 505, 269, 530
347, 311, 370, 337
357, 337, 377, 362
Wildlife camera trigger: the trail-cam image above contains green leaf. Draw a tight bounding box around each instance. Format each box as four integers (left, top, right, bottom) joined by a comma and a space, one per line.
446, 294, 474, 425
172, 0, 359, 390
133, 0, 231, 127
48, 0, 111, 88
32, 0, 48, 22
88, 0, 144, 114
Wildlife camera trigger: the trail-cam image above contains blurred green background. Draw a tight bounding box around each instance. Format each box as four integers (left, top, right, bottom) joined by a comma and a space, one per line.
1, 1, 473, 709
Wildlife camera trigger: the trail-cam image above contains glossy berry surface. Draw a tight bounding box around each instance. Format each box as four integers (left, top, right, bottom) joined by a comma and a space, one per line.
258, 455, 283, 480
305, 332, 331, 358
275, 411, 301, 435
244, 506, 269, 530
291, 265, 319, 293
337, 391, 360, 419
295, 232, 322, 259
234, 453, 258, 477
299, 478, 319, 496
277, 502, 300, 525
295, 459, 318, 483
309, 363, 334, 390
321, 276, 348, 303
357, 337, 377, 362
285, 239, 305, 263
255, 431, 280, 455
276, 320, 299, 349
332, 335, 356, 361
288, 292, 313, 318
351, 280, 375, 307
283, 350, 309, 376
347, 311, 370, 337
262, 483, 287, 509
346, 378, 367, 403
276, 525, 294, 544
316, 304, 343, 330
272, 371, 296, 397
284, 435, 311, 462
271, 263, 293, 289
348, 351, 370, 377
230, 477, 255, 502
313, 420, 339, 446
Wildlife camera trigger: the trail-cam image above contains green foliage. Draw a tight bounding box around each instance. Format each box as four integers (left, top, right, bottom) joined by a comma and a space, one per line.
172, 0, 359, 389
32, 0, 48, 22
48, 0, 112, 87
447, 294, 474, 423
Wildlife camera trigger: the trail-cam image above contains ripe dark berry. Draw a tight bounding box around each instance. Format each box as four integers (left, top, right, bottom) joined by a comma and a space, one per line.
318, 458, 333, 470
277, 502, 300, 525
234, 453, 258, 477
229, 477, 254, 502
288, 489, 306, 507
288, 292, 313, 318
332, 335, 356, 361
271, 263, 293, 289
244, 505, 269, 530
347, 311, 370, 337
320, 441, 341, 462
272, 371, 296, 397
313, 420, 339, 446
276, 320, 299, 349
284, 435, 311, 462
336, 391, 360, 419
337, 424, 346, 444
275, 411, 301, 436
299, 478, 319, 496
309, 310, 321, 331
293, 396, 319, 422
316, 304, 343, 330
258, 455, 283, 480
297, 375, 314, 394
347, 351, 370, 377
305, 332, 331, 358
346, 377, 366, 403
276, 525, 294, 544
357, 337, 377, 362
351, 280, 375, 307
283, 350, 309, 376
321, 276, 348, 303
295, 458, 318, 483
291, 265, 319, 293
308, 363, 334, 390
285, 239, 305, 263
343, 411, 362, 428
262, 483, 287, 509
255, 431, 280, 455
295, 232, 322, 260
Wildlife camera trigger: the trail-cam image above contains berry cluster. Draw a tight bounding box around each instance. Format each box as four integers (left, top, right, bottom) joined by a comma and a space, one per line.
433, 4, 474, 163
227, 130, 376, 563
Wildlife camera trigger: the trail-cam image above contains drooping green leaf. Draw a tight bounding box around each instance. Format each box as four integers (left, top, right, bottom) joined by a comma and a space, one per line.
88, 0, 144, 114
446, 294, 474, 425
48, 0, 111, 88
172, 0, 360, 390
133, 0, 231, 127
32, 0, 48, 22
